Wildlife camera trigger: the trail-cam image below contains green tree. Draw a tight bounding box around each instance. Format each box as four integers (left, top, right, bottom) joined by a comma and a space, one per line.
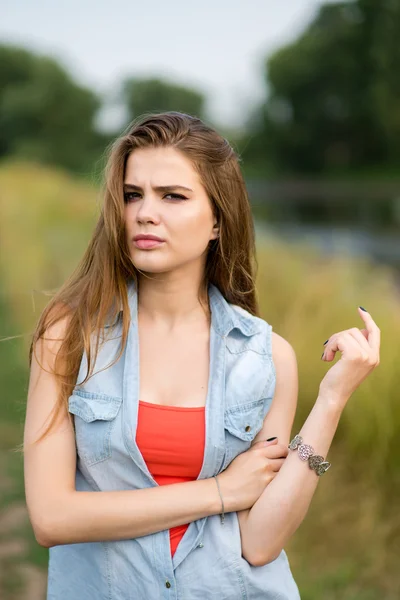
0, 44, 108, 174
122, 76, 206, 124
241, 1, 400, 175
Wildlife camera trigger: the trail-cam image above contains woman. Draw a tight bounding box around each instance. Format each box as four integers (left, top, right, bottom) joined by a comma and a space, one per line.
24, 111, 380, 599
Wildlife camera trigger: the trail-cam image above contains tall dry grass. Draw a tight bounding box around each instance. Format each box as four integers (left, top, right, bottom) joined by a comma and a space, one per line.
256, 239, 400, 598
0, 159, 399, 598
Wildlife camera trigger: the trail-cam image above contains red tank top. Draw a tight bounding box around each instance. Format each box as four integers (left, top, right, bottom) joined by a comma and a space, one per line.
136, 400, 206, 557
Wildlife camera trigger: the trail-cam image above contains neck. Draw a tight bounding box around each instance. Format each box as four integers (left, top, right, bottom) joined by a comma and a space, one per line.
136, 273, 210, 332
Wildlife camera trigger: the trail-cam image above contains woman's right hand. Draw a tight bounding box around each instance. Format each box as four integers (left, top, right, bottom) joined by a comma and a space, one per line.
217, 438, 288, 512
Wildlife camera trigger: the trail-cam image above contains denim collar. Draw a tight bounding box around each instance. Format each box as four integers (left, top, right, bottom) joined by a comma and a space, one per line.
105, 277, 260, 337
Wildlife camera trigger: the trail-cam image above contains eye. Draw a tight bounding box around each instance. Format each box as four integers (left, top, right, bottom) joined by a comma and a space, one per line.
123, 192, 187, 203
165, 193, 187, 200
123, 192, 139, 203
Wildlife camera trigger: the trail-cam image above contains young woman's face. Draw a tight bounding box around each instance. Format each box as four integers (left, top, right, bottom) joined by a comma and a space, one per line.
123, 146, 218, 274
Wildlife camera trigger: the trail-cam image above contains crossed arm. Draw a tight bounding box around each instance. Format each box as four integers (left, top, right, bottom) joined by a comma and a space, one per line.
237, 332, 343, 566
24, 318, 343, 567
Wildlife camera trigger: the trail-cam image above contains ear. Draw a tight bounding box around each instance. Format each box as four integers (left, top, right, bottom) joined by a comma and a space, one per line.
210, 222, 219, 241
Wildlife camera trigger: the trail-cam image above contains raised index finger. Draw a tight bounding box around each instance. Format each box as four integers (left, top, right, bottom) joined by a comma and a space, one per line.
357, 307, 380, 352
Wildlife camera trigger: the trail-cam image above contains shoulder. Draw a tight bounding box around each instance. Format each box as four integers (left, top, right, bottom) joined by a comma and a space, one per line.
271, 331, 298, 393
229, 303, 271, 335
271, 331, 297, 364
41, 304, 73, 344
31, 303, 73, 370
230, 303, 297, 365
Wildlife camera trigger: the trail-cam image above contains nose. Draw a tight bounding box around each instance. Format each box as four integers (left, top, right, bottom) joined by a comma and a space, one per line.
135, 194, 160, 224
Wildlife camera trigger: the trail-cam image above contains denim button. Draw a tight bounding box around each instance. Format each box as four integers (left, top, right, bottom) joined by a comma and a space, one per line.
199, 542, 204, 548
245, 425, 251, 432
165, 580, 171, 588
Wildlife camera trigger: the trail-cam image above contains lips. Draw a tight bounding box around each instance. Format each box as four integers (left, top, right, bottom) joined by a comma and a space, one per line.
133, 237, 165, 250
133, 234, 165, 242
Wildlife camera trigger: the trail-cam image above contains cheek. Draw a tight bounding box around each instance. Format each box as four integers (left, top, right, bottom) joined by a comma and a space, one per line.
124, 208, 134, 231
174, 208, 211, 236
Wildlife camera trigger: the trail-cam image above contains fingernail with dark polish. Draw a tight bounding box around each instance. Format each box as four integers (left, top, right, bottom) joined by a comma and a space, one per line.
359, 306, 368, 312
323, 339, 329, 345
266, 437, 277, 441
321, 352, 325, 359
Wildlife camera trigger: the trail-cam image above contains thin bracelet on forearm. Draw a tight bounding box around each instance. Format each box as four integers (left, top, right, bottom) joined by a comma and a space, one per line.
213, 475, 225, 524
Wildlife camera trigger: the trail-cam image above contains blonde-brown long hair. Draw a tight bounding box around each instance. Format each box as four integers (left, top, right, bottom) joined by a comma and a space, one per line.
28, 110, 260, 445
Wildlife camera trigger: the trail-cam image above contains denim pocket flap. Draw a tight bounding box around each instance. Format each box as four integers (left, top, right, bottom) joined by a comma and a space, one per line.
224, 399, 265, 441
68, 391, 122, 423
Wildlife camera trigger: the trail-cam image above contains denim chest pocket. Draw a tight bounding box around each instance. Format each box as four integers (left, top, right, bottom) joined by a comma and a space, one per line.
68, 390, 122, 467
221, 398, 265, 470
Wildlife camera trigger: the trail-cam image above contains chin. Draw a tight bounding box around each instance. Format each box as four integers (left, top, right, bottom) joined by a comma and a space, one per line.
130, 257, 174, 274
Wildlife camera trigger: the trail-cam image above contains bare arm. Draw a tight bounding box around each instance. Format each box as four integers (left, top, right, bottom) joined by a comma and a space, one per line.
236, 332, 298, 536
240, 306, 381, 568
239, 333, 342, 566
24, 317, 230, 548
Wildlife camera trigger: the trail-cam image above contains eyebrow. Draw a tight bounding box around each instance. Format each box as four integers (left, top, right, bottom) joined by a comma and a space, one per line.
123, 183, 194, 193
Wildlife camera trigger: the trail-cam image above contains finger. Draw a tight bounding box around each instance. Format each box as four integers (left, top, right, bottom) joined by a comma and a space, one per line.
324, 327, 368, 350
251, 438, 278, 449
346, 327, 371, 353
322, 331, 361, 361
264, 445, 289, 459
322, 327, 370, 360
357, 307, 380, 352
270, 458, 286, 472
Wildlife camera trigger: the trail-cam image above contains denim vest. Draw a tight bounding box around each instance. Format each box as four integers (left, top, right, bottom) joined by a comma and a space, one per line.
47, 279, 301, 599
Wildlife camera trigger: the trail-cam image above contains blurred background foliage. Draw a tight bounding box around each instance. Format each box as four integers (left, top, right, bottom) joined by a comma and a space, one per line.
3, 1, 400, 178
242, 0, 400, 177
0, 0, 399, 598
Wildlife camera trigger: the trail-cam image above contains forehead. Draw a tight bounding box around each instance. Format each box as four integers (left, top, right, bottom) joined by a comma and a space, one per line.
124, 146, 201, 187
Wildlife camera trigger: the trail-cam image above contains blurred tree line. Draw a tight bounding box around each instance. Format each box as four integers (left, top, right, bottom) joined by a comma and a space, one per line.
0, 46, 209, 177
1, 0, 399, 178
242, 0, 400, 176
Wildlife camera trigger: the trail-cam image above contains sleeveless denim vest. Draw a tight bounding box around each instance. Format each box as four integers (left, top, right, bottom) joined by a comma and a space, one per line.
47, 278, 301, 599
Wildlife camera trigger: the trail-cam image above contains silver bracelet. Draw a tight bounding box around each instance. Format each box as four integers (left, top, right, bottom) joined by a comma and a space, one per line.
288, 434, 331, 476
213, 475, 225, 524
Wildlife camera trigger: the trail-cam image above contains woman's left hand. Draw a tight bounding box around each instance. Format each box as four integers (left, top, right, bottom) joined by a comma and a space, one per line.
318, 306, 380, 408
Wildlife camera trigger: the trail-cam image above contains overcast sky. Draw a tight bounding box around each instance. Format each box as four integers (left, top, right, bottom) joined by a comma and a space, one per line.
1, 0, 340, 130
